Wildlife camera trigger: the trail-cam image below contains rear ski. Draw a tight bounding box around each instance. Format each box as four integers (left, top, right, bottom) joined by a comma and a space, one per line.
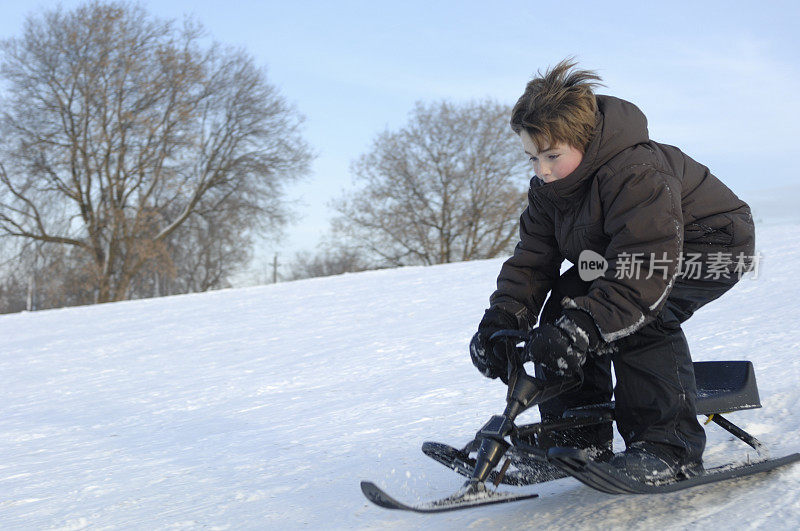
547, 447, 800, 494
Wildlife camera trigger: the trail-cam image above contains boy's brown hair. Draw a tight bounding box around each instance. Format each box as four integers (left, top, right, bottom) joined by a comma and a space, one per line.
510, 58, 603, 153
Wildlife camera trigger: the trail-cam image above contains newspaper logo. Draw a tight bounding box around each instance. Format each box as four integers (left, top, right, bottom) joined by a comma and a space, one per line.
578, 250, 608, 281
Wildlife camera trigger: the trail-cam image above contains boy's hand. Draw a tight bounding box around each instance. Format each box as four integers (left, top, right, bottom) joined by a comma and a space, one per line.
525, 309, 601, 376
470, 308, 519, 382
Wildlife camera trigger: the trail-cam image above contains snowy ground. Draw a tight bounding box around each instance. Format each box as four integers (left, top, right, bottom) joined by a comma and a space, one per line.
2, 223, 800, 530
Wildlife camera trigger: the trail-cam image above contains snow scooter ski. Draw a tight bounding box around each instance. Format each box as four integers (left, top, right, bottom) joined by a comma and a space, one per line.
361, 330, 800, 513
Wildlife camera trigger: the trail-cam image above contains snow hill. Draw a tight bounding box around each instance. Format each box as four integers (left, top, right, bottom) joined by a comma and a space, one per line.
2, 223, 800, 530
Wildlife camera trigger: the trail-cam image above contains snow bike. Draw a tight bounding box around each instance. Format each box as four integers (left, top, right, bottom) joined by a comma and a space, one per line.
361, 330, 800, 513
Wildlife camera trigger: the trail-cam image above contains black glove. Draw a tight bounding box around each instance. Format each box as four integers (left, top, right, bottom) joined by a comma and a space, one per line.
470, 308, 519, 382
525, 309, 601, 377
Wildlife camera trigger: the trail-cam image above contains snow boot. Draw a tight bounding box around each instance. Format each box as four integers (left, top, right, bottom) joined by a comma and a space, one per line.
609, 441, 703, 483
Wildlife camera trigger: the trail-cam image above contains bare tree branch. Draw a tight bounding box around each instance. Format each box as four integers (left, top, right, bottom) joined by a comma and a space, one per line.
0, 2, 312, 304
332, 100, 529, 267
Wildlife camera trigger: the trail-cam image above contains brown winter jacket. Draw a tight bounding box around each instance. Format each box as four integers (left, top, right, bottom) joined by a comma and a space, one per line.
490, 95, 755, 342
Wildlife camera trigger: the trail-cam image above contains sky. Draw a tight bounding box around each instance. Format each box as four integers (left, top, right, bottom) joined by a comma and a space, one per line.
1, 0, 798, 278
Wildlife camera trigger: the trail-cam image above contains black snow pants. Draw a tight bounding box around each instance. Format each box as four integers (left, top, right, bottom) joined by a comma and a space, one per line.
536, 266, 741, 464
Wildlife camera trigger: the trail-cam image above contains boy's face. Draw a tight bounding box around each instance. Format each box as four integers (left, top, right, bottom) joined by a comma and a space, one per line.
520, 130, 583, 183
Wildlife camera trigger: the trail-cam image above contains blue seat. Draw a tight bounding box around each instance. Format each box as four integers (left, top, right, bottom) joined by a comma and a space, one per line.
694, 360, 761, 415
562, 360, 761, 420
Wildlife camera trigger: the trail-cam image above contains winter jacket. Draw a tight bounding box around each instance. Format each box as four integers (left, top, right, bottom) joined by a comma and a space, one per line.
490, 95, 755, 342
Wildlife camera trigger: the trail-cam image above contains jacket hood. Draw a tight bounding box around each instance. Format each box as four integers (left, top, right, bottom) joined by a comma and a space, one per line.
532, 95, 650, 207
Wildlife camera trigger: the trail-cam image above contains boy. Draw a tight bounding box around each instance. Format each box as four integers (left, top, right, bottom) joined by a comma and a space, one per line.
469, 59, 755, 482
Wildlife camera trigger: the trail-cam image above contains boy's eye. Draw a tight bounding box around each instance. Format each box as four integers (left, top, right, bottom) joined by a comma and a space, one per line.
529, 154, 559, 162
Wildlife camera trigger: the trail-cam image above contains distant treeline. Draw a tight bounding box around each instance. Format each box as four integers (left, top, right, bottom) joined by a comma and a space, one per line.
0, 2, 529, 313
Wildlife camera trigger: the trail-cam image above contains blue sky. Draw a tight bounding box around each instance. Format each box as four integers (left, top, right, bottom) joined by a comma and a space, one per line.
1, 1, 799, 268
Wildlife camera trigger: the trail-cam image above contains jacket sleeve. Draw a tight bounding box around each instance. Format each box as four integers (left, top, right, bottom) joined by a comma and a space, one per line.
490, 190, 563, 329
571, 166, 683, 342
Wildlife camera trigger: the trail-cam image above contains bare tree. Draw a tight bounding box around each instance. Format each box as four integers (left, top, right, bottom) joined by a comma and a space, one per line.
0, 239, 30, 313
287, 245, 371, 280
124, 190, 257, 298
0, 2, 312, 304
332, 100, 529, 266
0, 238, 96, 312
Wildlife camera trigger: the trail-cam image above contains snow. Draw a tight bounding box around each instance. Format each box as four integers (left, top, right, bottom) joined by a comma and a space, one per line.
2, 223, 800, 529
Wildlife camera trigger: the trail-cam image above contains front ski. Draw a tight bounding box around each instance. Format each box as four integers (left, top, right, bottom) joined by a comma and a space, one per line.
422, 441, 567, 486
360, 480, 538, 513
548, 448, 800, 494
